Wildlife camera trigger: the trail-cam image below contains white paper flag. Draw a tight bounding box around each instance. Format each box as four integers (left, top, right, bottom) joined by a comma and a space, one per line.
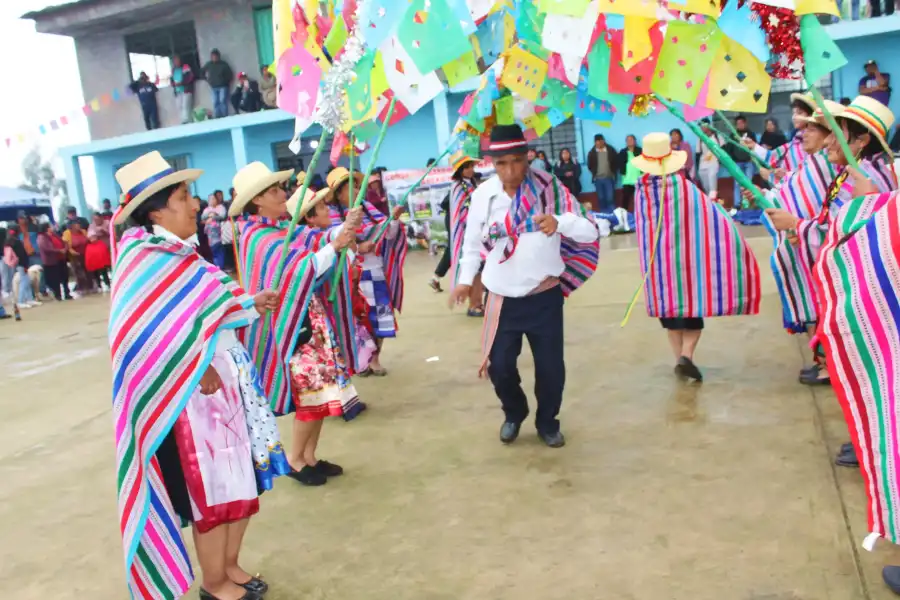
379, 36, 444, 115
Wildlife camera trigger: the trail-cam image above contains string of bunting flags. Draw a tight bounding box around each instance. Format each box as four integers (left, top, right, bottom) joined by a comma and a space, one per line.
274, 0, 847, 164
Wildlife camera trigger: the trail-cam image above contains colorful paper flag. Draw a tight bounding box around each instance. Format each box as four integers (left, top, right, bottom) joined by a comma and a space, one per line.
111, 89, 121, 101
494, 95, 515, 124
799, 14, 848, 83
650, 20, 723, 105
474, 13, 506, 65
447, 0, 477, 34
60, 116, 69, 126
707, 36, 771, 113
324, 14, 348, 57
716, 0, 770, 65
546, 108, 570, 126
499, 45, 548, 103
371, 51, 389, 98
90, 99, 101, 111
587, 37, 632, 111
682, 78, 714, 121
598, 0, 657, 17
467, 0, 497, 22
538, 0, 592, 17
380, 36, 445, 114
50, 120, 59, 131
665, 0, 721, 17
39, 124, 47, 135
523, 112, 552, 136
515, 0, 546, 46
607, 26, 663, 95
442, 50, 480, 87
541, 0, 600, 61
622, 16, 656, 70
100, 93, 112, 106
276, 45, 323, 118
359, 0, 407, 51
795, 0, 839, 15
397, 0, 472, 74
347, 50, 377, 122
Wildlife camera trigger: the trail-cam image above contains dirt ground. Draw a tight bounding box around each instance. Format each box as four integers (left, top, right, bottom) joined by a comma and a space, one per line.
2, 232, 900, 600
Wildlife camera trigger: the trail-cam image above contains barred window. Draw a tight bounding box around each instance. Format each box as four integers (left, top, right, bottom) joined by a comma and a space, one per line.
125, 22, 199, 87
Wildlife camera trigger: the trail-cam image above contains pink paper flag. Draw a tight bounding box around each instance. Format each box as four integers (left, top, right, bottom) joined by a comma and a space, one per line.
682, 77, 714, 121
331, 131, 349, 166
459, 92, 475, 116
276, 45, 323, 118
547, 54, 576, 88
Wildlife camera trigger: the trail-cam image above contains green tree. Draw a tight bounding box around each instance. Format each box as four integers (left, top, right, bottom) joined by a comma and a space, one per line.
20, 148, 69, 215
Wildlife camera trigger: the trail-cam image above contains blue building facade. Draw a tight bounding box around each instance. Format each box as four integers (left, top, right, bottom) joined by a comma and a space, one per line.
25, 0, 900, 216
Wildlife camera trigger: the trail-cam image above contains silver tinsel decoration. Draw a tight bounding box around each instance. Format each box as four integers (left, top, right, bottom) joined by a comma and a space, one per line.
314, 0, 370, 131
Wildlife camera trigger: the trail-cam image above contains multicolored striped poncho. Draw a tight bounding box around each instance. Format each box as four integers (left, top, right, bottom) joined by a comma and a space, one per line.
764, 131, 807, 173
762, 151, 837, 331
797, 152, 898, 269
330, 200, 409, 311
478, 169, 599, 376
234, 217, 319, 416
635, 172, 761, 318
814, 190, 900, 548
110, 227, 259, 600
449, 178, 477, 290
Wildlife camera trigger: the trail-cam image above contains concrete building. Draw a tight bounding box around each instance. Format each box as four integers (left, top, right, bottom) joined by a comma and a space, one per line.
24, 1, 900, 215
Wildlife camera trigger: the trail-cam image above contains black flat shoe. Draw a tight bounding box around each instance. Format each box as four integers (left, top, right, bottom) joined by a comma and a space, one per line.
840, 442, 854, 454
500, 422, 521, 444
313, 460, 344, 477
199, 588, 261, 600
237, 575, 268, 596
883, 565, 900, 595
799, 364, 831, 386
287, 465, 327, 486
835, 447, 860, 468
677, 357, 703, 382
538, 430, 566, 448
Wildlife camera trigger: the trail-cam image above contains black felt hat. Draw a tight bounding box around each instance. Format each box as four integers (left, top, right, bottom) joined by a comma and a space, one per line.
484, 124, 529, 157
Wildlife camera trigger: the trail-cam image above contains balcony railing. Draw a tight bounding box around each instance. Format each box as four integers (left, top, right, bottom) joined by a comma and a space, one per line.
834, 1, 897, 21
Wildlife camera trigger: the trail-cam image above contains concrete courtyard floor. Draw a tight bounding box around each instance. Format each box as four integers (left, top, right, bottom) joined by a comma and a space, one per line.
3, 231, 900, 599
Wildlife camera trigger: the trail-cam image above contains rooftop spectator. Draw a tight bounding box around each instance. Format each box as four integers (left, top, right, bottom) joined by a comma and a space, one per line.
859, 59, 891, 107
202, 48, 234, 119
231, 72, 262, 114
129, 71, 159, 130
260, 65, 277, 109
171, 54, 195, 124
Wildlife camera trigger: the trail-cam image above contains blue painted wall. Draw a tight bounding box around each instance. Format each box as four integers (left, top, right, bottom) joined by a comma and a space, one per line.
91, 131, 235, 204
832, 30, 900, 118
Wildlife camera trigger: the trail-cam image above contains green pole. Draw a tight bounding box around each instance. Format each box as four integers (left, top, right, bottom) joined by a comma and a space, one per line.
712, 110, 768, 170
328, 97, 397, 301
657, 96, 773, 210
805, 82, 862, 172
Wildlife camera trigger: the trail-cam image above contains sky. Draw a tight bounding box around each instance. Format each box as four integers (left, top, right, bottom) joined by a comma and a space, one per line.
0, 0, 95, 205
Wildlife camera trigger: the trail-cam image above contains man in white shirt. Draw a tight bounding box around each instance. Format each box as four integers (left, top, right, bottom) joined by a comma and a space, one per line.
450, 125, 599, 448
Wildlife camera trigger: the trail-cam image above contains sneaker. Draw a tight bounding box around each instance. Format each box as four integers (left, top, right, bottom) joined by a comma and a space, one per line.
18, 303, 32, 309
728, 208, 738, 217
30, 300, 43, 306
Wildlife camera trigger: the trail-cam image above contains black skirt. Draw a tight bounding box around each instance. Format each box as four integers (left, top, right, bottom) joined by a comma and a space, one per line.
659, 317, 705, 331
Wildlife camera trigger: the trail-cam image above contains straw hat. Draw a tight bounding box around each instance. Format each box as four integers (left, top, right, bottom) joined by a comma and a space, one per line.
286, 187, 331, 220
450, 150, 477, 175
113, 151, 202, 225
631, 133, 687, 176
789, 92, 816, 113
839, 96, 895, 154
801, 99, 845, 131
326, 167, 363, 192
229, 161, 294, 217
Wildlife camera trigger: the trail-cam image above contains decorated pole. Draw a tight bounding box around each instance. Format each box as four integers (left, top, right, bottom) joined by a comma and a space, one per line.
657, 97, 773, 210
328, 97, 397, 300
271, 127, 329, 289
805, 82, 862, 172
395, 142, 457, 209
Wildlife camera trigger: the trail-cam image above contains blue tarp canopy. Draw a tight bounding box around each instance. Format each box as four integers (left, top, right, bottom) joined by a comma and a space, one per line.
0, 187, 55, 224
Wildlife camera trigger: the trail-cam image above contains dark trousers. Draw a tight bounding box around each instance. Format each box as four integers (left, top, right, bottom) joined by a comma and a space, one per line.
488, 286, 565, 434
44, 262, 70, 300
142, 105, 159, 130
91, 267, 111, 289
435, 245, 451, 278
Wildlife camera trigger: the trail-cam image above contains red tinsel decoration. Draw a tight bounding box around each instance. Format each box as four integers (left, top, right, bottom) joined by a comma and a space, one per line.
751, 2, 804, 80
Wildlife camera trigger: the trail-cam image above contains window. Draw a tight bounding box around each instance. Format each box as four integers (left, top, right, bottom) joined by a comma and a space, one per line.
529, 118, 578, 166
125, 22, 199, 87
253, 7, 275, 68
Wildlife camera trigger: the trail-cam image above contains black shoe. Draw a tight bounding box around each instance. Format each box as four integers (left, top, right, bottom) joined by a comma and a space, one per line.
883, 566, 900, 595
840, 442, 854, 454
835, 447, 860, 468
313, 460, 344, 477
500, 422, 521, 444
799, 365, 818, 378
237, 576, 268, 596
538, 430, 566, 448
199, 588, 261, 600
677, 357, 703, 382
799, 364, 830, 386
287, 465, 327, 486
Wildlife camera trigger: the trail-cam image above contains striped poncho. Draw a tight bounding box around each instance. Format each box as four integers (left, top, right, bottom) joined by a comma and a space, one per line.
814, 190, 900, 548
110, 228, 259, 600
764, 131, 807, 173
449, 178, 477, 290
763, 151, 837, 331
797, 152, 898, 268
330, 200, 409, 312
235, 217, 318, 416
635, 172, 761, 318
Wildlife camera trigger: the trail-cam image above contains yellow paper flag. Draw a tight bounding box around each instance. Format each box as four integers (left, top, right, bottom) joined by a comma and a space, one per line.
707, 37, 771, 113
371, 51, 389, 98
503, 12, 517, 52
90, 98, 101, 111
795, 0, 839, 16
524, 113, 552, 136
304, 38, 331, 75
667, 0, 720, 17
598, 0, 657, 18
442, 51, 481, 87
500, 46, 548, 103
622, 16, 656, 70
273, 0, 295, 61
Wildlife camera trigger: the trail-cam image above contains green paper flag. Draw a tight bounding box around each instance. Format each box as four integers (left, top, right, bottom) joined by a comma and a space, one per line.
587, 39, 632, 113
538, 0, 592, 17
324, 14, 348, 58
516, 0, 546, 46
799, 14, 848, 83
495, 96, 515, 124
397, 0, 471, 74
536, 77, 576, 112
354, 119, 381, 143
442, 50, 480, 87
347, 51, 376, 122
462, 134, 481, 158
650, 20, 722, 105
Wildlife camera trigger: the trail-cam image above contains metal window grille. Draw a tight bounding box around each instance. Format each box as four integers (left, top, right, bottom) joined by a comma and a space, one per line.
529, 117, 578, 167
124, 21, 200, 87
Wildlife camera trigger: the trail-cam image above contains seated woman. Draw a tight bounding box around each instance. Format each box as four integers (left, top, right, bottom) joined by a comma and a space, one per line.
229, 162, 361, 487
326, 167, 407, 376
631, 133, 761, 382
109, 151, 288, 600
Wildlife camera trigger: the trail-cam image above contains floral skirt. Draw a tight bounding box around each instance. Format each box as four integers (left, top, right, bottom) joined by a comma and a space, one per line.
289, 297, 361, 421
158, 342, 290, 532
